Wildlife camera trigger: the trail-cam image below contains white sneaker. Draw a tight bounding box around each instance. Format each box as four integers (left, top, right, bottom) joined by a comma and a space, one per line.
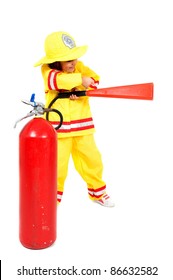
94, 194, 115, 207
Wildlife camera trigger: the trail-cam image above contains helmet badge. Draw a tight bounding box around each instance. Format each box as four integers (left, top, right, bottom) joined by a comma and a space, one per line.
62, 34, 76, 49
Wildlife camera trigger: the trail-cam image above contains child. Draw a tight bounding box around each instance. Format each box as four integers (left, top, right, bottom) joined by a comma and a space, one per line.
34, 31, 114, 207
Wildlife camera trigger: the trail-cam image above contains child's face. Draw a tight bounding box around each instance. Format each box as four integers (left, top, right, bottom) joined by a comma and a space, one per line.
60, 59, 77, 73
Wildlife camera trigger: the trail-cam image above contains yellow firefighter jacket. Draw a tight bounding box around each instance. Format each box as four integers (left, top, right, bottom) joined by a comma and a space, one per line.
41, 61, 100, 138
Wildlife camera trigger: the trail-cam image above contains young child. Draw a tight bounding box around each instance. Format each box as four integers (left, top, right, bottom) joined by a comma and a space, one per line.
34, 31, 114, 207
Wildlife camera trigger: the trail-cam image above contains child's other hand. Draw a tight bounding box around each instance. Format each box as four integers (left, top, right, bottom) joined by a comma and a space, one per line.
70, 94, 79, 100
82, 77, 94, 89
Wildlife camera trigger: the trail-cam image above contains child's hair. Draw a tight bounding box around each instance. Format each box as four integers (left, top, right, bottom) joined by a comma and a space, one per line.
49, 61, 62, 70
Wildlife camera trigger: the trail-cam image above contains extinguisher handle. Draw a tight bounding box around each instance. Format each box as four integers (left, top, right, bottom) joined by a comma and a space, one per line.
58, 91, 86, 98
14, 111, 36, 128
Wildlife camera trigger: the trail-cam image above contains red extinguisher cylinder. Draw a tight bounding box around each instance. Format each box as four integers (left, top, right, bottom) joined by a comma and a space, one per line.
19, 118, 57, 249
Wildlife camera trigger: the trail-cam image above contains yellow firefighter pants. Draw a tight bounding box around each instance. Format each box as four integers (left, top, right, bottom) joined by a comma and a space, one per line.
57, 134, 106, 202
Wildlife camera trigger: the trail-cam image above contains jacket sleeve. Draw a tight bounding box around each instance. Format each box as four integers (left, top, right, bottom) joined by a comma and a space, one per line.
76, 61, 100, 89
41, 64, 82, 91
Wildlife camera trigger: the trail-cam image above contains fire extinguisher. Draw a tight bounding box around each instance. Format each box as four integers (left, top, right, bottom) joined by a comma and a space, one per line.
14, 94, 63, 249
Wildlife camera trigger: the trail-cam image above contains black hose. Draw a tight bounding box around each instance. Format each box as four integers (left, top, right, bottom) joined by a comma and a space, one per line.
46, 108, 63, 130
46, 91, 86, 130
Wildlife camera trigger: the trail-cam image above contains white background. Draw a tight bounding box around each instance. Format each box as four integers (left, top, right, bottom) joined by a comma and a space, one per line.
0, 0, 173, 279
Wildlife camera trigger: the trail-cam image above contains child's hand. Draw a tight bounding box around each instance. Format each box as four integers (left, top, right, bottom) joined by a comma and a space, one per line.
82, 77, 94, 89
70, 94, 79, 100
